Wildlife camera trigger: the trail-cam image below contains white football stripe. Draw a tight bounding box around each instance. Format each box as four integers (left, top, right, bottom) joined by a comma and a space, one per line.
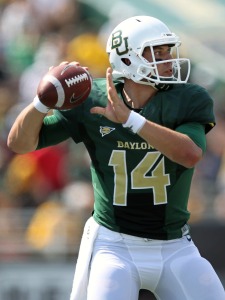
43, 74, 65, 107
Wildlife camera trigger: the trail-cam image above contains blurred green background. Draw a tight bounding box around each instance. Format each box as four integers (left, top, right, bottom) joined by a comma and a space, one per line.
0, 0, 225, 299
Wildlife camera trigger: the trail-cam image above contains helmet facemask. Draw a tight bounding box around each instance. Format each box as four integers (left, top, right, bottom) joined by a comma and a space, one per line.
135, 40, 191, 89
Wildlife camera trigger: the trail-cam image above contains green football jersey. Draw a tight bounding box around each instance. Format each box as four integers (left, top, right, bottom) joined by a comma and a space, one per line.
38, 78, 215, 240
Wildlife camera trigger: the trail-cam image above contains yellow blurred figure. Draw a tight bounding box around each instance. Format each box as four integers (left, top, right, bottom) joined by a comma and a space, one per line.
26, 200, 64, 250
67, 33, 110, 78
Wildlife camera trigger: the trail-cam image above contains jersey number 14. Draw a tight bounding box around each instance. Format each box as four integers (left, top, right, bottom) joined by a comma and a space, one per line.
109, 150, 171, 206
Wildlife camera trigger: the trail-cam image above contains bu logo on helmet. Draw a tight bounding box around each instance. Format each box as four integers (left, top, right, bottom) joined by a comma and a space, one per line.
111, 30, 129, 55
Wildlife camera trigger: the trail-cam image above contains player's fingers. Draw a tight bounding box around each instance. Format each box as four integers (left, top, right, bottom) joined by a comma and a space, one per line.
69, 61, 80, 67
106, 67, 112, 88
53, 61, 80, 70
106, 68, 114, 93
59, 61, 70, 66
106, 68, 112, 99
69, 62, 90, 72
90, 106, 106, 116
106, 68, 119, 104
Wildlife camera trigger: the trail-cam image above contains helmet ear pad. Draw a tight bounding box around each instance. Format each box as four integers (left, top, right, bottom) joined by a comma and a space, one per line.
121, 58, 131, 66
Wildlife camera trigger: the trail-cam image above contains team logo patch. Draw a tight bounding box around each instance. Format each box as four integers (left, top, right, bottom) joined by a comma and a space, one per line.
100, 126, 115, 137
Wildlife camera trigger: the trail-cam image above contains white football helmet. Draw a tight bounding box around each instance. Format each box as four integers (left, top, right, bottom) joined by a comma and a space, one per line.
106, 16, 191, 90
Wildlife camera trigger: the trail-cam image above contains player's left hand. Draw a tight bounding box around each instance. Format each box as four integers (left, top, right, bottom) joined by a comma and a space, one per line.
90, 68, 130, 123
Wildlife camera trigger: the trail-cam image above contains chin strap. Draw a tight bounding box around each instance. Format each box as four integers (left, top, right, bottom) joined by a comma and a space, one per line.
149, 75, 174, 91
155, 82, 173, 91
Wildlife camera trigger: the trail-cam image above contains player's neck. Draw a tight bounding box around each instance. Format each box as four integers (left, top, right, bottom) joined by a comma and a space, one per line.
123, 81, 157, 109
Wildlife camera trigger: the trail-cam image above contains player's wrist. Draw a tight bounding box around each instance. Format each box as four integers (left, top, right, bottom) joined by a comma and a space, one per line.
33, 96, 50, 114
122, 110, 146, 134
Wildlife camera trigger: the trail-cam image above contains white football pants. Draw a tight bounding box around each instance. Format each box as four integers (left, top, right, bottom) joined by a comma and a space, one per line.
87, 221, 225, 300
71, 218, 225, 300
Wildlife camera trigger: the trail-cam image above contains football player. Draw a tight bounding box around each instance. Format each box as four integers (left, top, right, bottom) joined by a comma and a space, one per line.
8, 16, 225, 300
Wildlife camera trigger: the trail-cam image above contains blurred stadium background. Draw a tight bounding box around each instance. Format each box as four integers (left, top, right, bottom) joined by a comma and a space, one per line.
0, 0, 225, 299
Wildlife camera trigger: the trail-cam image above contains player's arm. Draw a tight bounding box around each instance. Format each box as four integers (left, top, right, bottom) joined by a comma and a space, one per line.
8, 102, 70, 154
8, 61, 88, 154
7, 103, 47, 154
137, 121, 203, 168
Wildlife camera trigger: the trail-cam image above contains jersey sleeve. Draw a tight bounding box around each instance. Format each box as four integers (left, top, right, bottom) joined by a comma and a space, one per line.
36, 114, 70, 149
53, 106, 84, 143
175, 122, 207, 152
178, 84, 215, 134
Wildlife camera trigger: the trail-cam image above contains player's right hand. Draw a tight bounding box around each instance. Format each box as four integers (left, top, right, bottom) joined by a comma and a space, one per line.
90, 68, 130, 124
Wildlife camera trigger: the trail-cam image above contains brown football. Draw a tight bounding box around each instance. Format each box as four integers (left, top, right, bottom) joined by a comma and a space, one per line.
37, 63, 92, 110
